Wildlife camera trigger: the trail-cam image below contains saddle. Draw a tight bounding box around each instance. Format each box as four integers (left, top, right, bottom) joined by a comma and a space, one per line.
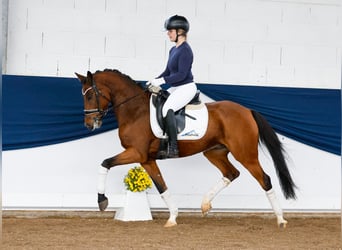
152, 89, 201, 134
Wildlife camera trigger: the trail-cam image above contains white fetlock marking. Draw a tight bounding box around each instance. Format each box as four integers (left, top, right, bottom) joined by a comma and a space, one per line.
97, 166, 109, 194
266, 188, 287, 227
166, 215, 177, 227
161, 189, 178, 226
201, 177, 231, 214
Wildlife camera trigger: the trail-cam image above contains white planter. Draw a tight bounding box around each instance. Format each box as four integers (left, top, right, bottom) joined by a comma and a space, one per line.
114, 191, 153, 221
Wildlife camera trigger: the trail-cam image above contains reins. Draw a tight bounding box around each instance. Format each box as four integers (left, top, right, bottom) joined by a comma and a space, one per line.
82, 78, 145, 117
113, 92, 143, 109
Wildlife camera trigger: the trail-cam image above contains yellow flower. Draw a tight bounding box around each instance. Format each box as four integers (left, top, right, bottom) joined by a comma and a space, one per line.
123, 166, 152, 192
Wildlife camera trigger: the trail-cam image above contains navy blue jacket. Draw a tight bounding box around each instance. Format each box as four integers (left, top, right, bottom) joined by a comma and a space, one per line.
158, 42, 194, 86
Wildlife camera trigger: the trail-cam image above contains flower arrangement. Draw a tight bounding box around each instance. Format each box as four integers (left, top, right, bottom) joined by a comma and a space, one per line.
124, 166, 153, 192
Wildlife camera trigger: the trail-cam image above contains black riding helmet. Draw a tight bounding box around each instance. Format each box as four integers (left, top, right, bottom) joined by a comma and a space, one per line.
164, 15, 189, 33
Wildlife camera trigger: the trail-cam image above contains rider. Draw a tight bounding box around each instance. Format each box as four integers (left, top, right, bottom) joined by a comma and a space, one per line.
148, 15, 197, 158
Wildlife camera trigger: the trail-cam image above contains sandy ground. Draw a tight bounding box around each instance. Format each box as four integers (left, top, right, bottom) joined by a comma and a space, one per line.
2, 211, 341, 250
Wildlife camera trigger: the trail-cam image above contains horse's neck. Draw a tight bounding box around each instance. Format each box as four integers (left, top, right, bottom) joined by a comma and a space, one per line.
107, 77, 149, 123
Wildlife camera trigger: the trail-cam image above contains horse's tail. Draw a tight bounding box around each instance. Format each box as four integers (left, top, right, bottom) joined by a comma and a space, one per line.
251, 110, 297, 200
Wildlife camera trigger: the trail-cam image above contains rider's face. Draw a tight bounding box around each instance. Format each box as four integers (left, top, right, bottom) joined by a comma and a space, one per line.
167, 29, 177, 42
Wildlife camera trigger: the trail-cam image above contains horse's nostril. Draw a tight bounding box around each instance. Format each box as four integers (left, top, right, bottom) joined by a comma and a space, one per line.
85, 123, 93, 131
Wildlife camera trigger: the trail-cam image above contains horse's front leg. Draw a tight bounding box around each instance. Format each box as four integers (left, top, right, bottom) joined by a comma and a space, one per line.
97, 147, 148, 212
97, 166, 109, 211
142, 160, 178, 227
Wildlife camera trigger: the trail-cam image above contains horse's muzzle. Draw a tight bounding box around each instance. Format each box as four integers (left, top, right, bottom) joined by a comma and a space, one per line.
85, 117, 102, 131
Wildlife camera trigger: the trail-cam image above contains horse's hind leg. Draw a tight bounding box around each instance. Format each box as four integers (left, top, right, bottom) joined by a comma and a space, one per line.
240, 158, 287, 228
266, 187, 288, 228
202, 146, 240, 215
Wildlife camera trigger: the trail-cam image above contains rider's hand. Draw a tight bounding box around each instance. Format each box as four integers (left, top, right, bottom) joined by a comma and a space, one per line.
147, 83, 162, 93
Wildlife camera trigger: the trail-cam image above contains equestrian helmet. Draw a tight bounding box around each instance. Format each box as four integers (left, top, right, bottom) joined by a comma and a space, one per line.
164, 15, 189, 32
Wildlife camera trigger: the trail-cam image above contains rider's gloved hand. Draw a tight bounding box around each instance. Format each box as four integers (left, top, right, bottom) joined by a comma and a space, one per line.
146, 83, 160, 93
146, 78, 165, 93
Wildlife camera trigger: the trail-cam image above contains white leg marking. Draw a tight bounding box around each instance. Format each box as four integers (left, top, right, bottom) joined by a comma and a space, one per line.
201, 177, 231, 215
161, 189, 178, 227
97, 166, 109, 194
266, 188, 288, 228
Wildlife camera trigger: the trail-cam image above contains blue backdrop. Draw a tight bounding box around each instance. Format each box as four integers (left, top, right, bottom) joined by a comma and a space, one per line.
3, 75, 341, 155
3, 75, 118, 150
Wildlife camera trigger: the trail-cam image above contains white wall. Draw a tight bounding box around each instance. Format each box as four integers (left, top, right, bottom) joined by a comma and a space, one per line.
3, 127, 340, 211
4, 0, 342, 88
2, 0, 341, 211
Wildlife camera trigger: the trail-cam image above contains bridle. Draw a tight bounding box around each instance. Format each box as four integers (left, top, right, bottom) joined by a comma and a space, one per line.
82, 78, 144, 118
82, 79, 112, 117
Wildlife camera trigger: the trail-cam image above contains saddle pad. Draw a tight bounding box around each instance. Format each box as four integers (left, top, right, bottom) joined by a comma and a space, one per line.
149, 98, 209, 140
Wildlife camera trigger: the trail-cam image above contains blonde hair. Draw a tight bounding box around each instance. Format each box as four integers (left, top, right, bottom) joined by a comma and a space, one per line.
177, 29, 187, 38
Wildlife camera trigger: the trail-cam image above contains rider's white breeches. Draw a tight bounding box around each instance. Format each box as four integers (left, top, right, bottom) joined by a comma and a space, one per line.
162, 82, 197, 117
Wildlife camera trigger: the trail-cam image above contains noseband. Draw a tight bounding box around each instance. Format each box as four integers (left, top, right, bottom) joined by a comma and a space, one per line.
82, 80, 112, 117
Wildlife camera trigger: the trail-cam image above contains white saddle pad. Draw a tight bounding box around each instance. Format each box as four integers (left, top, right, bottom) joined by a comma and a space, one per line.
149, 97, 209, 140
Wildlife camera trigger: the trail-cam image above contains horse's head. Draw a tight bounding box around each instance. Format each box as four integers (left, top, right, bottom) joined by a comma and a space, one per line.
75, 71, 111, 131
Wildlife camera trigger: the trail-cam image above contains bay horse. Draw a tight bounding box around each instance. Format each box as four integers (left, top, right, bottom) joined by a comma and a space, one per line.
75, 69, 296, 228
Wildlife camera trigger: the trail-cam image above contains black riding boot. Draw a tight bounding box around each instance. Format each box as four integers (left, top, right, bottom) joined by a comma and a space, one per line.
156, 138, 168, 159
165, 109, 179, 158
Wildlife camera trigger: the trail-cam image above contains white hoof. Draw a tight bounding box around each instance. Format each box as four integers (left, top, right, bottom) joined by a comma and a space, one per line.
164, 219, 177, 227
201, 201, 212, 216
277, 218, 288, 228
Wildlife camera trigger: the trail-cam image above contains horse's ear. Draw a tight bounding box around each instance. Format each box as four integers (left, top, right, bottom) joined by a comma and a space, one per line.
86, 71, 94, 85
87, 71, 93, 80
75, 72, 86, 84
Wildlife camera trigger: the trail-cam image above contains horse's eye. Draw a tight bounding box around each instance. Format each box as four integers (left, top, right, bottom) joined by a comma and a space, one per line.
86, 93, 93, 101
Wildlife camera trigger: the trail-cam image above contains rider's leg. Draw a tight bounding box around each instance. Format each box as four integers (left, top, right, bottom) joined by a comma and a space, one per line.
162, 82, 197, 158
162, 82, 197, 115
164, 109, 179, 158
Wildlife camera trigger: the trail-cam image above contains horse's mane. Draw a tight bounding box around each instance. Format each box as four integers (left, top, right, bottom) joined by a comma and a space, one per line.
95, 68, 145, 89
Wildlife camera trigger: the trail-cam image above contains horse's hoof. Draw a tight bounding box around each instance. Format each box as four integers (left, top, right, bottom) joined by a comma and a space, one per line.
98, 193, 108, 211
201, 202, 212, 216
98, 199, 108, 211
164, 220, 177, 227
278, 220, 288, 229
